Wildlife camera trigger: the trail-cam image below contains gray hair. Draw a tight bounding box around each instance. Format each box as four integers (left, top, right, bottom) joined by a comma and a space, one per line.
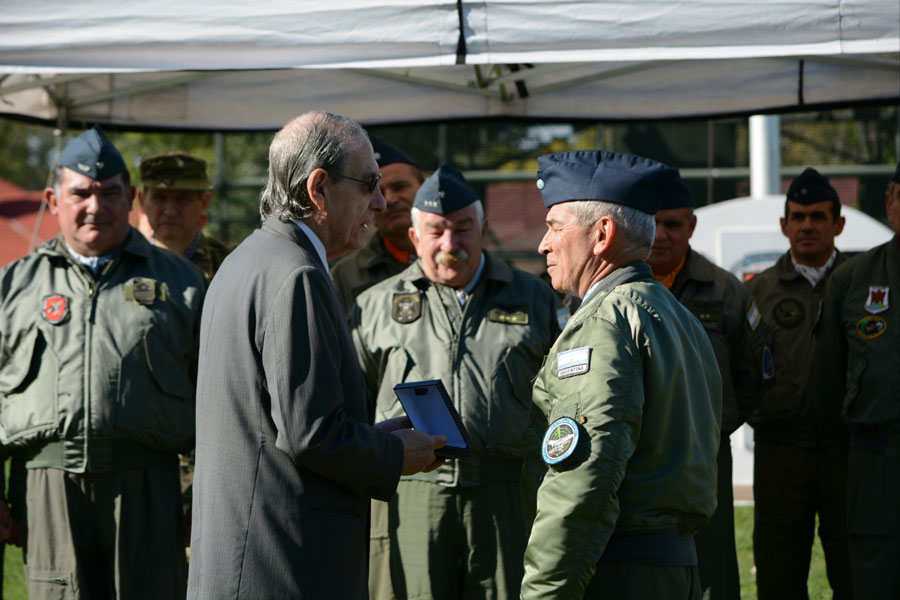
410, 199, 484, 235
260, 111, 370, 222
567, 200, 656, 259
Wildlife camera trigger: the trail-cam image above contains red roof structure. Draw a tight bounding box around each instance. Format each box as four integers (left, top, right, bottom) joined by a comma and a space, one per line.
0, 178, 58, 267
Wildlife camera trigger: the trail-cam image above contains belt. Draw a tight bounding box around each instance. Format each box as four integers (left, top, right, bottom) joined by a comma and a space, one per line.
600, 528, 697, 566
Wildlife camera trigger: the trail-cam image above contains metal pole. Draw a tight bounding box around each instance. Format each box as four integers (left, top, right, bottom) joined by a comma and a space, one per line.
749, 115, 781, 198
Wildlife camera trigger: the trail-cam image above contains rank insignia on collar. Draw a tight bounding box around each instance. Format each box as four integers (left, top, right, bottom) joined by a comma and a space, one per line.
857, 315, 887, 340
864, 285, 889, 314
41, 294, 69, 325
557, 347, 591, 379
392, 293, 421, 323
124, 278, 157, 305
542, 417, 580, 468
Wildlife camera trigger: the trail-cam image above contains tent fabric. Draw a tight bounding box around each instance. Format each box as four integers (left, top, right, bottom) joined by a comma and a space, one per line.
0, 0, 898, 129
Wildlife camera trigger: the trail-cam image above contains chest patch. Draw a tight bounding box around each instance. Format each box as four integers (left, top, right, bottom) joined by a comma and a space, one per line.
857, 315, 887, 340
392, 293, 421, 323
557, 347, 591, 379
124, 278, 161, 305
487, 306, 529, 325
41, 294, 69, 325
542, 417, 580, 467
773, 298, 805, 328
864, 286, 890, 314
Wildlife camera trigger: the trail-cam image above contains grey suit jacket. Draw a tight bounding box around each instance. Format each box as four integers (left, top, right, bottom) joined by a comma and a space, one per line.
188, 217, 404, 599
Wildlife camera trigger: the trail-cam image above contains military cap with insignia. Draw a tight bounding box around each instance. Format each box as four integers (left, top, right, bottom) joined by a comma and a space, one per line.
414, 163, 479, 215
660, 174, 695, 210
535, 150, 678, 215
371, 137, 420, 169
58, 125, 128, 181
786, 167, 838, 204
141, 150, 213, 191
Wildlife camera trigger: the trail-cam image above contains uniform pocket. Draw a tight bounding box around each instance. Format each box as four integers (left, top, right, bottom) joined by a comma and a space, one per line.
487, 347, 535, 455
0, 325, 59, 446
374, 348, 421, 422
116, 327, 195, 452
25, 569, 73, 600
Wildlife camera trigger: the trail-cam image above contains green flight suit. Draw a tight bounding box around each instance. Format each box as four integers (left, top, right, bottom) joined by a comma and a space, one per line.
333, 231, 410, 318
669, 249, 769, 600
521, 262, 722, 600
745, 250, 852, 599
352, 254, 562, 600
0, 230, 205, 599
813, 236, 900, 598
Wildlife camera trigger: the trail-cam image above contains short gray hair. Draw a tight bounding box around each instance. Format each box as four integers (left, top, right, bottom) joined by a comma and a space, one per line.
260, 111, 369, 222
567, 200, 656, 259
410, 199, 484, 234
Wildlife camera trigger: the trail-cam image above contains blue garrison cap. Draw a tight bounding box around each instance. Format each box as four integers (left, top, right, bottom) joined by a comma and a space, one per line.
58, 125, 127, 181
660, 175, 695, 210
536, 150, 678, 215
371, 137, 419, 169
786, 167, 838, 204
414, 163, 478, 215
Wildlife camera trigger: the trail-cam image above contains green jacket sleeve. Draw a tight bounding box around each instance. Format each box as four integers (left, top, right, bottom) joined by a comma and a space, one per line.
522, 318, 643, 598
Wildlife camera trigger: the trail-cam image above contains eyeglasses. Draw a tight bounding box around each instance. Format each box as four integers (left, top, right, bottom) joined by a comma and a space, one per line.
340, 172, 382, 194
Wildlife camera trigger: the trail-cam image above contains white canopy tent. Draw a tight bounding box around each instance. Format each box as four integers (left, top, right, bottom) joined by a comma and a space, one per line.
1, 0, 898, 130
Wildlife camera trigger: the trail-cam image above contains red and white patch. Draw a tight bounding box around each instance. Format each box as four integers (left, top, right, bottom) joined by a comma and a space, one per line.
42, 294, 69, 324
864, 285, 890, 314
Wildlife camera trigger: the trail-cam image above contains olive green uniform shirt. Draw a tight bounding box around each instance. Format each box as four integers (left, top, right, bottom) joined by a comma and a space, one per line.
352, 253, 563, 487
0, 230, 206, 471
813, 236, 900, 431
746, 251, 848, 445
334, 232, 410, 318
671, 248, 768, 434
521, 262, 722, 599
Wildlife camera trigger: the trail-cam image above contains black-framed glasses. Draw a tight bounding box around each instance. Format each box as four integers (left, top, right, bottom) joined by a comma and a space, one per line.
340, 172, 382, 193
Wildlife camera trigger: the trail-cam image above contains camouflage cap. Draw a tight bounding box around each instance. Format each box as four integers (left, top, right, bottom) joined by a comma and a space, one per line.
141, 150, 213, 191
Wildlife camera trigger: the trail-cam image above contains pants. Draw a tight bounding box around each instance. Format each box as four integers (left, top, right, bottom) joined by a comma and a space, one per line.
846, 433, 900, 600
694, 438, 740, 599
24, 466, 187, 600
753, 441, 852, 599
371, 479, 526, 600
585, 562, 701, 599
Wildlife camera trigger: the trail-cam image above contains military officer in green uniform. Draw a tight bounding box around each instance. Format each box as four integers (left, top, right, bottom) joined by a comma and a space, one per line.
745, 167, 852, 598
0, 126, 206, 599
138, 150, 231, 282
333, 138, 423, 318
138, 149, 231, 539
813, 160, 900, 598
522, 150, 722, 599
648, 176, 771, 599
352, 164, 564, 600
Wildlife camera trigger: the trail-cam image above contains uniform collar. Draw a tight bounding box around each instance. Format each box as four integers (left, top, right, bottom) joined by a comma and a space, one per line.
581, 260, 653, 305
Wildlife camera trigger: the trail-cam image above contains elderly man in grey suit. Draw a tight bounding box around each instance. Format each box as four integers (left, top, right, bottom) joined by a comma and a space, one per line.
187, 111, 447, 600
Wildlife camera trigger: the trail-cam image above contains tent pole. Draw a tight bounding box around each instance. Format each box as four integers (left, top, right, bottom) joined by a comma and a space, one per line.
749, 115, 781, 198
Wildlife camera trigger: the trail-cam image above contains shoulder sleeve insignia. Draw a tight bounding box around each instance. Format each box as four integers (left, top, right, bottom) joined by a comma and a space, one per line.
746, 301, 761, 332
487, 306, 529, 325
542, 417, 582, 469
392, 292, 421, 324
864, 285, 890, 314
41, 294, 70, 325
557, 347, 591, 379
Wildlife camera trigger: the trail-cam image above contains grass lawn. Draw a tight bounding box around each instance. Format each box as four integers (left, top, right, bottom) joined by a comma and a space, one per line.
3, 504, 832, 599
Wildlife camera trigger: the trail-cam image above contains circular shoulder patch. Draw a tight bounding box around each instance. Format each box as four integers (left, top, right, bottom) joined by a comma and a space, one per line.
542, 417, 580, 466
857, 315, 887, 340
773, 298, 805, 328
